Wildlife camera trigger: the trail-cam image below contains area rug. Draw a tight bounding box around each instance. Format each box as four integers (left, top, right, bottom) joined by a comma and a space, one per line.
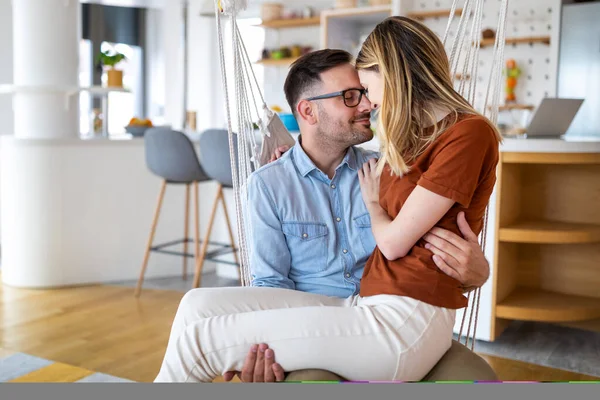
0, 348, 134, 383
455, 320, 600, 378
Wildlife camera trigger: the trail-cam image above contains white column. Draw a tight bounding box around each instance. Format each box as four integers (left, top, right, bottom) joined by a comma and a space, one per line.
12, 0, 80, 138
0, 0, 14, 137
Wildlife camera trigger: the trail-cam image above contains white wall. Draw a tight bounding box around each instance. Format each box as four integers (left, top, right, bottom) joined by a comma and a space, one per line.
187, 0, 226, 132
145, 7, 166, 124
163, 0, 185, 129
0, 0, 13, 136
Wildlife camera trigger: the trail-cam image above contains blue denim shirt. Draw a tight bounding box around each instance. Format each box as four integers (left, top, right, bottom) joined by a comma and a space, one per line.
247, 137, 379, 298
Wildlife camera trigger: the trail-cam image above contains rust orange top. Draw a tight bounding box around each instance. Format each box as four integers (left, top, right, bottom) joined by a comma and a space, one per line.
359, 114, 500, 309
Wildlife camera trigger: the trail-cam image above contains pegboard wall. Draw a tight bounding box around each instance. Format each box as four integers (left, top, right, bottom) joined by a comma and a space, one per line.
402, 0, 561, 121
257, 0, 561, 121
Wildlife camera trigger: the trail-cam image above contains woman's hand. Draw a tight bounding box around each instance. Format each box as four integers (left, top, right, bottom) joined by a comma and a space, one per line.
358, 158, 381, 212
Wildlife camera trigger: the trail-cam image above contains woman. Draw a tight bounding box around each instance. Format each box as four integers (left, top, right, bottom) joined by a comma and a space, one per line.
154, 16, 500, 383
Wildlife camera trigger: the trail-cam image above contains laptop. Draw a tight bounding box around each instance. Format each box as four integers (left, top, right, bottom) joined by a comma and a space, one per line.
524, 98, 584, 138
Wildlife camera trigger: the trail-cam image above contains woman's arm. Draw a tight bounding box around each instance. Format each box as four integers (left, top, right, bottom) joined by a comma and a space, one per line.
358, 158, 454, 260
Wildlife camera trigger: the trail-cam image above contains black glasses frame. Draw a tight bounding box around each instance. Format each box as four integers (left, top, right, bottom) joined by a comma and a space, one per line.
304, 88, 368, 108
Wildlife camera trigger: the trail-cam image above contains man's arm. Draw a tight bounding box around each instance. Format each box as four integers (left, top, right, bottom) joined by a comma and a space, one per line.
423, 211, 490, 291
247, 173, 295, 289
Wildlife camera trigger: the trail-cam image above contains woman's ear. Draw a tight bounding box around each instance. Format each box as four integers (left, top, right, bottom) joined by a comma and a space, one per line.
296, 100, 318, 125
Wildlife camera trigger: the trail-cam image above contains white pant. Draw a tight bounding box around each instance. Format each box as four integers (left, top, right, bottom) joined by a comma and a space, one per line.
154, 287, 456, 382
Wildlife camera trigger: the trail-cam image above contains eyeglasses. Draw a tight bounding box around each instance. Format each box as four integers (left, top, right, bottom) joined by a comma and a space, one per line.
305, 88, 368, 108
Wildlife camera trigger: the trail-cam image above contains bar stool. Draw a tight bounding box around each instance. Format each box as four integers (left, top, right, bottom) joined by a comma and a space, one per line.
192, 129, 244, 288
134, 128, 238, 297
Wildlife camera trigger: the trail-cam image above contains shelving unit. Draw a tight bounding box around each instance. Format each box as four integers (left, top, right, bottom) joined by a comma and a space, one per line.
497, 104, 535, 111
491, 151, 600, 339
406, 9, 463, 20
255, 14, 320, 68
255, 57, 300, 66
479, 36, 551, 47
320, 5, 392, 55
257, 17, 321, 29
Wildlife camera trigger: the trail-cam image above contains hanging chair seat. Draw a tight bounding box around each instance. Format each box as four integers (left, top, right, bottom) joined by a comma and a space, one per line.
283, 340, 497, 382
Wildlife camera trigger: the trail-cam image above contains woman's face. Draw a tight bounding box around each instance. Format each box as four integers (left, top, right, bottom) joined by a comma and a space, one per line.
358, 69, 384, 110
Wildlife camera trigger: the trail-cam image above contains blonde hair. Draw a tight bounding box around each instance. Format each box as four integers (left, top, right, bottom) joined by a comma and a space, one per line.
355, 16, 502, 176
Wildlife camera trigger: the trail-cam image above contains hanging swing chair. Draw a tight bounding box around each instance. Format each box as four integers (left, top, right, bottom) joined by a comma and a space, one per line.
211, 0, 506, 382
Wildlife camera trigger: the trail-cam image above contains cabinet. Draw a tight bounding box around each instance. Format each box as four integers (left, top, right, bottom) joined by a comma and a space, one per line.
491, 151, 600, 339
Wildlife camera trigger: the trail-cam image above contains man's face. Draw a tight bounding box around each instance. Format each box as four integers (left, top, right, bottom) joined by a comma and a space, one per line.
309, 64, 374, 147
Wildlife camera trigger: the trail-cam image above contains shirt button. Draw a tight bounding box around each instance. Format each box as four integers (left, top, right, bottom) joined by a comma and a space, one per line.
345, 273, 351, 278
331, 184, 336, 189
343, 249, 348, 254
302, 233, 308, 238
336, 217, 341, 222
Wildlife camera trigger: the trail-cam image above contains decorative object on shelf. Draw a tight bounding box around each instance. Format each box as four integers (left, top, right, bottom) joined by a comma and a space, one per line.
504, 58, 521, 103
95, 50, 127, 88
279, 113, 299, 132
303, 6, 314, 18
186, 111, 197, 130
90, 108, 103, 136
335, 0, 358, 8
258, 45, 313, 65
125, 117, 153, 137
482, 28, 495, 40
261, 2, 283, 21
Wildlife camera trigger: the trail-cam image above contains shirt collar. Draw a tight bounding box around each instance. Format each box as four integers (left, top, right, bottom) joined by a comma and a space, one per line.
292, 135, 358, 177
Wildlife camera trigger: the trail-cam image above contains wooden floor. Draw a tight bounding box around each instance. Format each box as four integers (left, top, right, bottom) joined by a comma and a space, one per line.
0, 282, 598, 383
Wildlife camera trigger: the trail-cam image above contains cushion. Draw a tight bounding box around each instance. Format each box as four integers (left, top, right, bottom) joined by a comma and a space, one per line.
284, 340, 497, 382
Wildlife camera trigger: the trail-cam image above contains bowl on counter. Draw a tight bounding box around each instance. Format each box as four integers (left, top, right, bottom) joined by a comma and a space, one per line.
278, 113, 299, 132
125, 125, 150, 137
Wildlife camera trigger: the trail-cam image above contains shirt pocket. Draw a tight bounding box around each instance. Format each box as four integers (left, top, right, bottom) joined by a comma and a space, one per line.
353, 212, 376, 255
282, 222, 329, 273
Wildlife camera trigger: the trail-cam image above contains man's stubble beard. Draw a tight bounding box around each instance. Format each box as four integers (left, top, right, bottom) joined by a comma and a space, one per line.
315, 107, 373, 153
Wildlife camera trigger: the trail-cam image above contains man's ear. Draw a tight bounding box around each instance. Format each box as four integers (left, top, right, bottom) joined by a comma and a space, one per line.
296, 100, 318, 125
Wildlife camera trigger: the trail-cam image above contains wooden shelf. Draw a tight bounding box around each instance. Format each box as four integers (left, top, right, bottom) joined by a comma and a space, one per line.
497, 104, 535, 111
255, 57, 300, 66
499, 220, 600, 244
257, 17, 321, 29
479, 36, 550, 47
407, 9, 462, 20
502, 152, 600, 164
496, 288, 600, 322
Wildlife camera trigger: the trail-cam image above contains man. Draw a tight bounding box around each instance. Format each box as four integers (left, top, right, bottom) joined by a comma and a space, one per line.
222, 49, 490, 383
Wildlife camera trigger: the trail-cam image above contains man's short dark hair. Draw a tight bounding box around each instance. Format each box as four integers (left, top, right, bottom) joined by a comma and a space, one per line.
283, 49, 353, 117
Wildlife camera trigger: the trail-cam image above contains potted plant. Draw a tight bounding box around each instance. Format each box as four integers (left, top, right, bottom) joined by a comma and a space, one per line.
96, 50, 127, 88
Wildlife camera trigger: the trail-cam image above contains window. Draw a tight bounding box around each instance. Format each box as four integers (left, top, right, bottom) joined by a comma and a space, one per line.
101, 41, 143, 135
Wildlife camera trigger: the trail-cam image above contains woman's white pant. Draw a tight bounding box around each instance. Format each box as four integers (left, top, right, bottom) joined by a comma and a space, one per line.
154, 287, 456, 382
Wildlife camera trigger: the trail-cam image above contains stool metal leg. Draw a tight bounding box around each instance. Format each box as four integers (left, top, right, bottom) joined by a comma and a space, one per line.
193, 183, 221, 288
135, 179, 167, 297
182, 183, 190, 280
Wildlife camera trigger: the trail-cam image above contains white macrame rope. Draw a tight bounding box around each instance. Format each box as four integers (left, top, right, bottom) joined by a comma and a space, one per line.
445, 0, 507, 350
230, 8, 254, 285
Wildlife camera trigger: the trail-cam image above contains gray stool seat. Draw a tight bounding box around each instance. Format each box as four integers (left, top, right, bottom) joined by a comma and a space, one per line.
144, 127, 211, 184
284, 340, 497, 382
135, 128, 239, 296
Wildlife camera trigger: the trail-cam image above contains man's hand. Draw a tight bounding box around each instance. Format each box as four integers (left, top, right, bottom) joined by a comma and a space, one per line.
222, 343, 286, 383
422, 211, 490, 291
268, 145, 291, 163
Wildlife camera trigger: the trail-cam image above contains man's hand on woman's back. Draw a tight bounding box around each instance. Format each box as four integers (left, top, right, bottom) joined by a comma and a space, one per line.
422, 211, 490, 291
